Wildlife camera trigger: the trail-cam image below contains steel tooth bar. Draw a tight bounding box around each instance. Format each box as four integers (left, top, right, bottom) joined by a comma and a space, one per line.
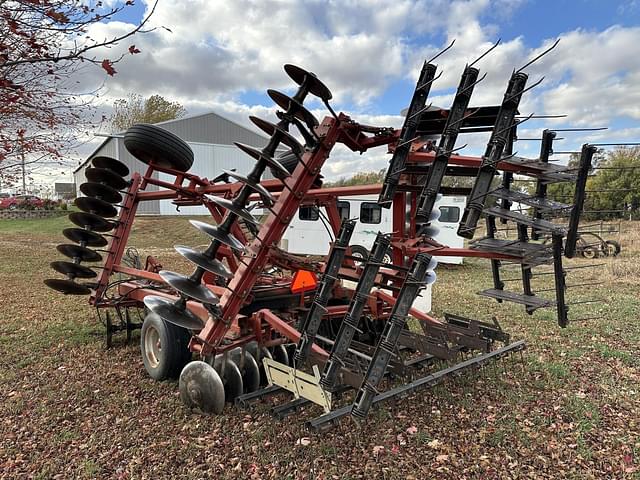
351, 253, 434, 419
458, 70, 529, 239
564, 144, 597, 258
482, 207, 567, 236
294, 218, 356, 365
416, 65, 480, 221
379, 61, 438, 206
531, 129, 556, 239
489, 187, 571, 212
552, 233, 569, 327
320, 232, 392, 392
309, 341, 526, 432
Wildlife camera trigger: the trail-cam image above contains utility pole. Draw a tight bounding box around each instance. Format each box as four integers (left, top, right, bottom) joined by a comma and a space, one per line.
20, 141, 26, 194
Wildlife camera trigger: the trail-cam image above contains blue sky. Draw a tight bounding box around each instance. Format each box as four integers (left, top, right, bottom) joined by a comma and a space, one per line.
70, 0, 640, 181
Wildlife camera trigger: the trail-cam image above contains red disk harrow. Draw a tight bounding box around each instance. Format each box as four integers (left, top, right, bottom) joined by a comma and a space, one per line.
46, 45, 620, 430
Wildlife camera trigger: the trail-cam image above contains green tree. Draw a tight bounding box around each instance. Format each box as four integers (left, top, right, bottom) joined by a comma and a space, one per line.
109, 94, 186, 132
324, 169, 386, 188
548, 146, 640, 220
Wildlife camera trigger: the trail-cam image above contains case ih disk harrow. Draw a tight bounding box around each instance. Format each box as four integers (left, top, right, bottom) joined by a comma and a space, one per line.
45, 46, 617, 430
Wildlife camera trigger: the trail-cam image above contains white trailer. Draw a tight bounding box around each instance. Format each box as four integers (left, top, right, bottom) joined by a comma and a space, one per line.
281, 194, 467, 314
282, 194, 467, 264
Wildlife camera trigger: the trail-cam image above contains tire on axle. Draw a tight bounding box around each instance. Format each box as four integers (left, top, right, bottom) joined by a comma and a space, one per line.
140, 312, 192, 380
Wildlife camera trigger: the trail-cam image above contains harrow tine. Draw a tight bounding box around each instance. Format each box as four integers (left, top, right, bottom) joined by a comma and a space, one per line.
469, 38, 501, 67
426, 38, 456, 64
516, 38, 560, 73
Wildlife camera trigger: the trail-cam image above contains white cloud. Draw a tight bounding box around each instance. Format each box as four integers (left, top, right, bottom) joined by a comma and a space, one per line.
60, 0, 640, 182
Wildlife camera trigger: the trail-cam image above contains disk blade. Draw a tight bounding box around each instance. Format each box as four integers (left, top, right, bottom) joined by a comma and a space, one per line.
74, 196, 118, 218
85, 167, 128, 190
234, 142, 291, 178
179, 361, 225, 414
56, 244, 102, 262
62, 228, 108, 247
212, 355, 244, 401
174, 246, 232, 279
68, 212, 115, 232
91, 156, 130, 177
249, 116, 304, 154
206, 196, 259, 226
44, 278, 92, 295
158, 270, 220, 305
284, 64, 333, 101
267, 89, 319, 127
143, 295, 204, 330
189, 220, 245, 251
222, 169, 275, 206
50, 260, 97, 279
79, 182, 122, 204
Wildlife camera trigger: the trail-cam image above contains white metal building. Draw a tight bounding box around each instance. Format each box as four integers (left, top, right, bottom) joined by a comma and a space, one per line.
73, 112, 269, 215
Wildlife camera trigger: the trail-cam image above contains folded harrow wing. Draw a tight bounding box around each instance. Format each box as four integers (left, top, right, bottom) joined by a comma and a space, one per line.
45, 50, 621, 430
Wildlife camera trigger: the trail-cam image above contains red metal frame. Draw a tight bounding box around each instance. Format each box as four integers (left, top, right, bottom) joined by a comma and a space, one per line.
92, 113, 527, 357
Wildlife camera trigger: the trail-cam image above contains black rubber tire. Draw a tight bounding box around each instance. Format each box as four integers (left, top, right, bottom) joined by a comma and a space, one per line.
350, 245, 369, 264
124, 124, 194, 172
581, 246, 598, 259
605, 240, 621, 256
140, 312, 192, 380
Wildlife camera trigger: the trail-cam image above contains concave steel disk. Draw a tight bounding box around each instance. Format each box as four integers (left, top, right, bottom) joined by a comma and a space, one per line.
143, 295, 204, 330
174, 245, 232, 279
419, 225, 440, 238
85, 167, 128, 190
206, 196, 259, 226
189, 220, 245, 251
179, 361, 225, 414
229, 348, 260, 394
249, 116, 304, 154
79, 182, 122, 204
270, 344, 290, 366
244, 341, 273, 386
233, 142, 291, 179
50, 260, 97, 279
44, 278, 92, 295
212, 355, 244, 402
222, 169, 275, 206
158, 270, 220, 305
284, 64, 333, 101
57, 244, 102, 262
267, 89, 319, 127
74, 196, 118, 218
424, 271, 437, 285
62, 228, 108, 247
68, 212, 115, 232
91, 156, 130, 177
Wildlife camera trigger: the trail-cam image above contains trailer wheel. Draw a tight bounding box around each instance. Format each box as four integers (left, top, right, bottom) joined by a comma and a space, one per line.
140, 312, 192, 380
124, 124, 194, 172
350, 245, 369, 264
605, 240, 621, 257
581, 246, 598, 259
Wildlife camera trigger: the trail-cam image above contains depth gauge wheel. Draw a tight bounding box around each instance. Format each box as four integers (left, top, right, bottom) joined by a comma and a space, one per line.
124, 124, 194, 172
140, 312, 192, 380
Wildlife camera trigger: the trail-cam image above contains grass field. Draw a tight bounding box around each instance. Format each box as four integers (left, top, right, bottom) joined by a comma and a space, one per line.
0, 216, 638, 479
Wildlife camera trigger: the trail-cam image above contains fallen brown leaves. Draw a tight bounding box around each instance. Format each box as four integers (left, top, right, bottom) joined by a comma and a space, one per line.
0, 222, 639, 479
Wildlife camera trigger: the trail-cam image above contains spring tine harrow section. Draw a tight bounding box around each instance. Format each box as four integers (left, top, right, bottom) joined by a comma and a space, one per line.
351, 253, 435, 419
378, 61, 438, 206
320, 233, 391, 392
294, 219, 356, 365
